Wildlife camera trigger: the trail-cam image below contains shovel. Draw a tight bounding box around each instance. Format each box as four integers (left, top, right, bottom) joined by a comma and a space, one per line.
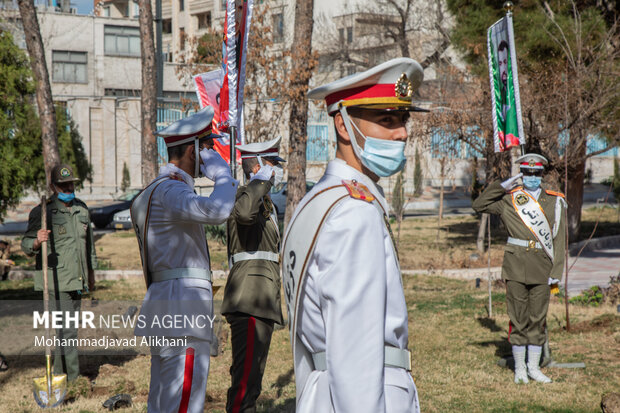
33, 195, 67, 408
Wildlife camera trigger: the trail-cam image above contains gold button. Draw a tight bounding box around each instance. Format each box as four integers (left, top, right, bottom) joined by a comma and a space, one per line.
528, 240, 535, 249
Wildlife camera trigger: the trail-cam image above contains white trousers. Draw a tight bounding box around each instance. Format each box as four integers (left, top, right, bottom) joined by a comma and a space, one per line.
147, 337, 211, 413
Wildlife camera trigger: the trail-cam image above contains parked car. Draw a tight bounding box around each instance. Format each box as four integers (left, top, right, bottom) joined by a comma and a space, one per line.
89, 190, 140, 229
111, 208, 132, 230
270, 181, 315, 219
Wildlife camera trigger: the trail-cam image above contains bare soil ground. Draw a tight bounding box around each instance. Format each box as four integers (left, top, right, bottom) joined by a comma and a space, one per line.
1, 276, 619, 412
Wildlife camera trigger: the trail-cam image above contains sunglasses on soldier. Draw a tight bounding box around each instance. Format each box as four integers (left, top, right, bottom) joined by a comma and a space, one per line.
521, 169, 543, 177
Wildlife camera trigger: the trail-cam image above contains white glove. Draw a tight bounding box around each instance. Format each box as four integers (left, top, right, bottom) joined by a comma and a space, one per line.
548, 277, 560, 285
199, 148, 231, 181
501, 172, 523, 191
250, 164, 274, 182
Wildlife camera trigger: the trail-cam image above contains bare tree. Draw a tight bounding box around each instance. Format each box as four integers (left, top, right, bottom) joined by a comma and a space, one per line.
16, 0, 59, 189
314, 0, 452, 77
138, 0, 158, 184
284, 0, 316, 227
243, 3, 292, 144
521, 1, 620, 241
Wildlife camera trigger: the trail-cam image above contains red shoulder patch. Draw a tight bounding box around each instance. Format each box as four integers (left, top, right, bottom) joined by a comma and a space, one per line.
341, 179, 375, 203
545, 189, 565, 198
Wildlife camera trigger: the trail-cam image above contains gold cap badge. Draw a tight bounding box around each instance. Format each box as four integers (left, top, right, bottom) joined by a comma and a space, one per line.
395, 73, 413, 100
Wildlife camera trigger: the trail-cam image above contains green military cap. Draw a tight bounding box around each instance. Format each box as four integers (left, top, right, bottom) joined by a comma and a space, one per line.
51, 164, 80, 183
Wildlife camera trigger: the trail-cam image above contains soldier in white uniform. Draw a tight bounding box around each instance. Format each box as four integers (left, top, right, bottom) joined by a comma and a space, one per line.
131, 106, 239, 413
282, 58, 425, 413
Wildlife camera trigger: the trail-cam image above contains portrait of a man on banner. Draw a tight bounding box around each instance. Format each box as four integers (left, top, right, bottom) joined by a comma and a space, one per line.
487, 16, 525, 152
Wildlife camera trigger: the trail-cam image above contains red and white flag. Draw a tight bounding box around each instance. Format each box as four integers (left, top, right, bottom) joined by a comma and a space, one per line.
193, 0, 253, 163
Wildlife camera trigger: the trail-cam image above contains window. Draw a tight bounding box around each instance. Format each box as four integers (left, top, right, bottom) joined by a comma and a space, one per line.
272, 13, 283, 43
102, 6, 110, 17
307, 124, 330, 162
179, 0, 184, 11
105, 88, 141, 97
162, 19, 172, 34
196, 12, 211, 29
179, 27, 186, 50
104, 25, 140, 56
132, 1, 139, 17
52, 51, 87, 83
430, 128, 462, 159
347, 26, 353, 43
339, 28, 344, 43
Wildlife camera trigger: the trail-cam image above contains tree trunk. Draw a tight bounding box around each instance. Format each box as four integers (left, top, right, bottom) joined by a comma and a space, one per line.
17, 0, 59, 190
139, 0, 158, 186
437, 157, 445, 242
284, 0, 314, 228
565, 157, 586, 243
477, 213, 489, 253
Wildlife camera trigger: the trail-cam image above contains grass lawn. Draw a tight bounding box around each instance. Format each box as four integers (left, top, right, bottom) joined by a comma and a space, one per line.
0, 275, 618, 412
6, 206, 619, 273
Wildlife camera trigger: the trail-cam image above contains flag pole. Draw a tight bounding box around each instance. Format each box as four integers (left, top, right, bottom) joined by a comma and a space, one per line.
230, 126, 237, 178
504, 1, 524, 158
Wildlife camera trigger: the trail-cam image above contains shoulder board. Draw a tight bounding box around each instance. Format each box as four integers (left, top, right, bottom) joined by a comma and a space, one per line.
545, 189, 565, 198
169, 173, 185, 182
341, 179, 375, 203
508, 186, 523, 194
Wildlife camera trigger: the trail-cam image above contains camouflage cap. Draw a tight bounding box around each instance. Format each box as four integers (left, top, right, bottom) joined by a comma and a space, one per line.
52, 164, 80, 184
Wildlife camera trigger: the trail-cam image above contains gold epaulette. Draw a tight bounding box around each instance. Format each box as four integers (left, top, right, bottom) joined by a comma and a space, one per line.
508, 186, 523, 194
545, 189, 565, 198
341, 179, 375, 203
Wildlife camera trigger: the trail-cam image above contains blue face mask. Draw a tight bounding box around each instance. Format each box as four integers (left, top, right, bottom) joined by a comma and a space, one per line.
344, 109, 407, 177
57, 191, 75, 203
523, 176, 541, 190
360, 136, 406, 177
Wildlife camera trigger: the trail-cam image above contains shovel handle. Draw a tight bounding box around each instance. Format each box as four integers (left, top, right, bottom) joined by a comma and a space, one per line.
40, 196, 50, 358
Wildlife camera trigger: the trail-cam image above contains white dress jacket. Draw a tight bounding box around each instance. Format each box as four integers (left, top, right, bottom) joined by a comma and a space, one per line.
134, 164, 238, 341
289, 159, 420, 413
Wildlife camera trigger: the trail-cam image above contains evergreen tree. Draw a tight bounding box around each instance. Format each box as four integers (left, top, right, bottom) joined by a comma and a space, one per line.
56, 107, 92, 187
121, 162, 131, 193
0, 30, 91, 220
0, 30, 43, 219
445, 0, 619, 241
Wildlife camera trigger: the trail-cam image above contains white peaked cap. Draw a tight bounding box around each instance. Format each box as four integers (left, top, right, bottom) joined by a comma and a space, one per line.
307, 57, 425, 115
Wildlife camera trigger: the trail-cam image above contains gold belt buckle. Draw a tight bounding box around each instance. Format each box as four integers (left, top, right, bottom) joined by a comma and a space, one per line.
528, 240, 536, 249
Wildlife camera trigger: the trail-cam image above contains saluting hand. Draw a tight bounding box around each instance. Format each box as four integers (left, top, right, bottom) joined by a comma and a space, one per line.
199, 148, 232, 182
250, 165, 274, 182
501, 173, 523, 191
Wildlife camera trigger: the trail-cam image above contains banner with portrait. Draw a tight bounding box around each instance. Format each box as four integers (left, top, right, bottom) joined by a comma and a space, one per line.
487, 15, 525, 152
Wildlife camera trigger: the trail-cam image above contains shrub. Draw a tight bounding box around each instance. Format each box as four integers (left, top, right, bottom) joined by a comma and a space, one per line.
569, 286, 604, 307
